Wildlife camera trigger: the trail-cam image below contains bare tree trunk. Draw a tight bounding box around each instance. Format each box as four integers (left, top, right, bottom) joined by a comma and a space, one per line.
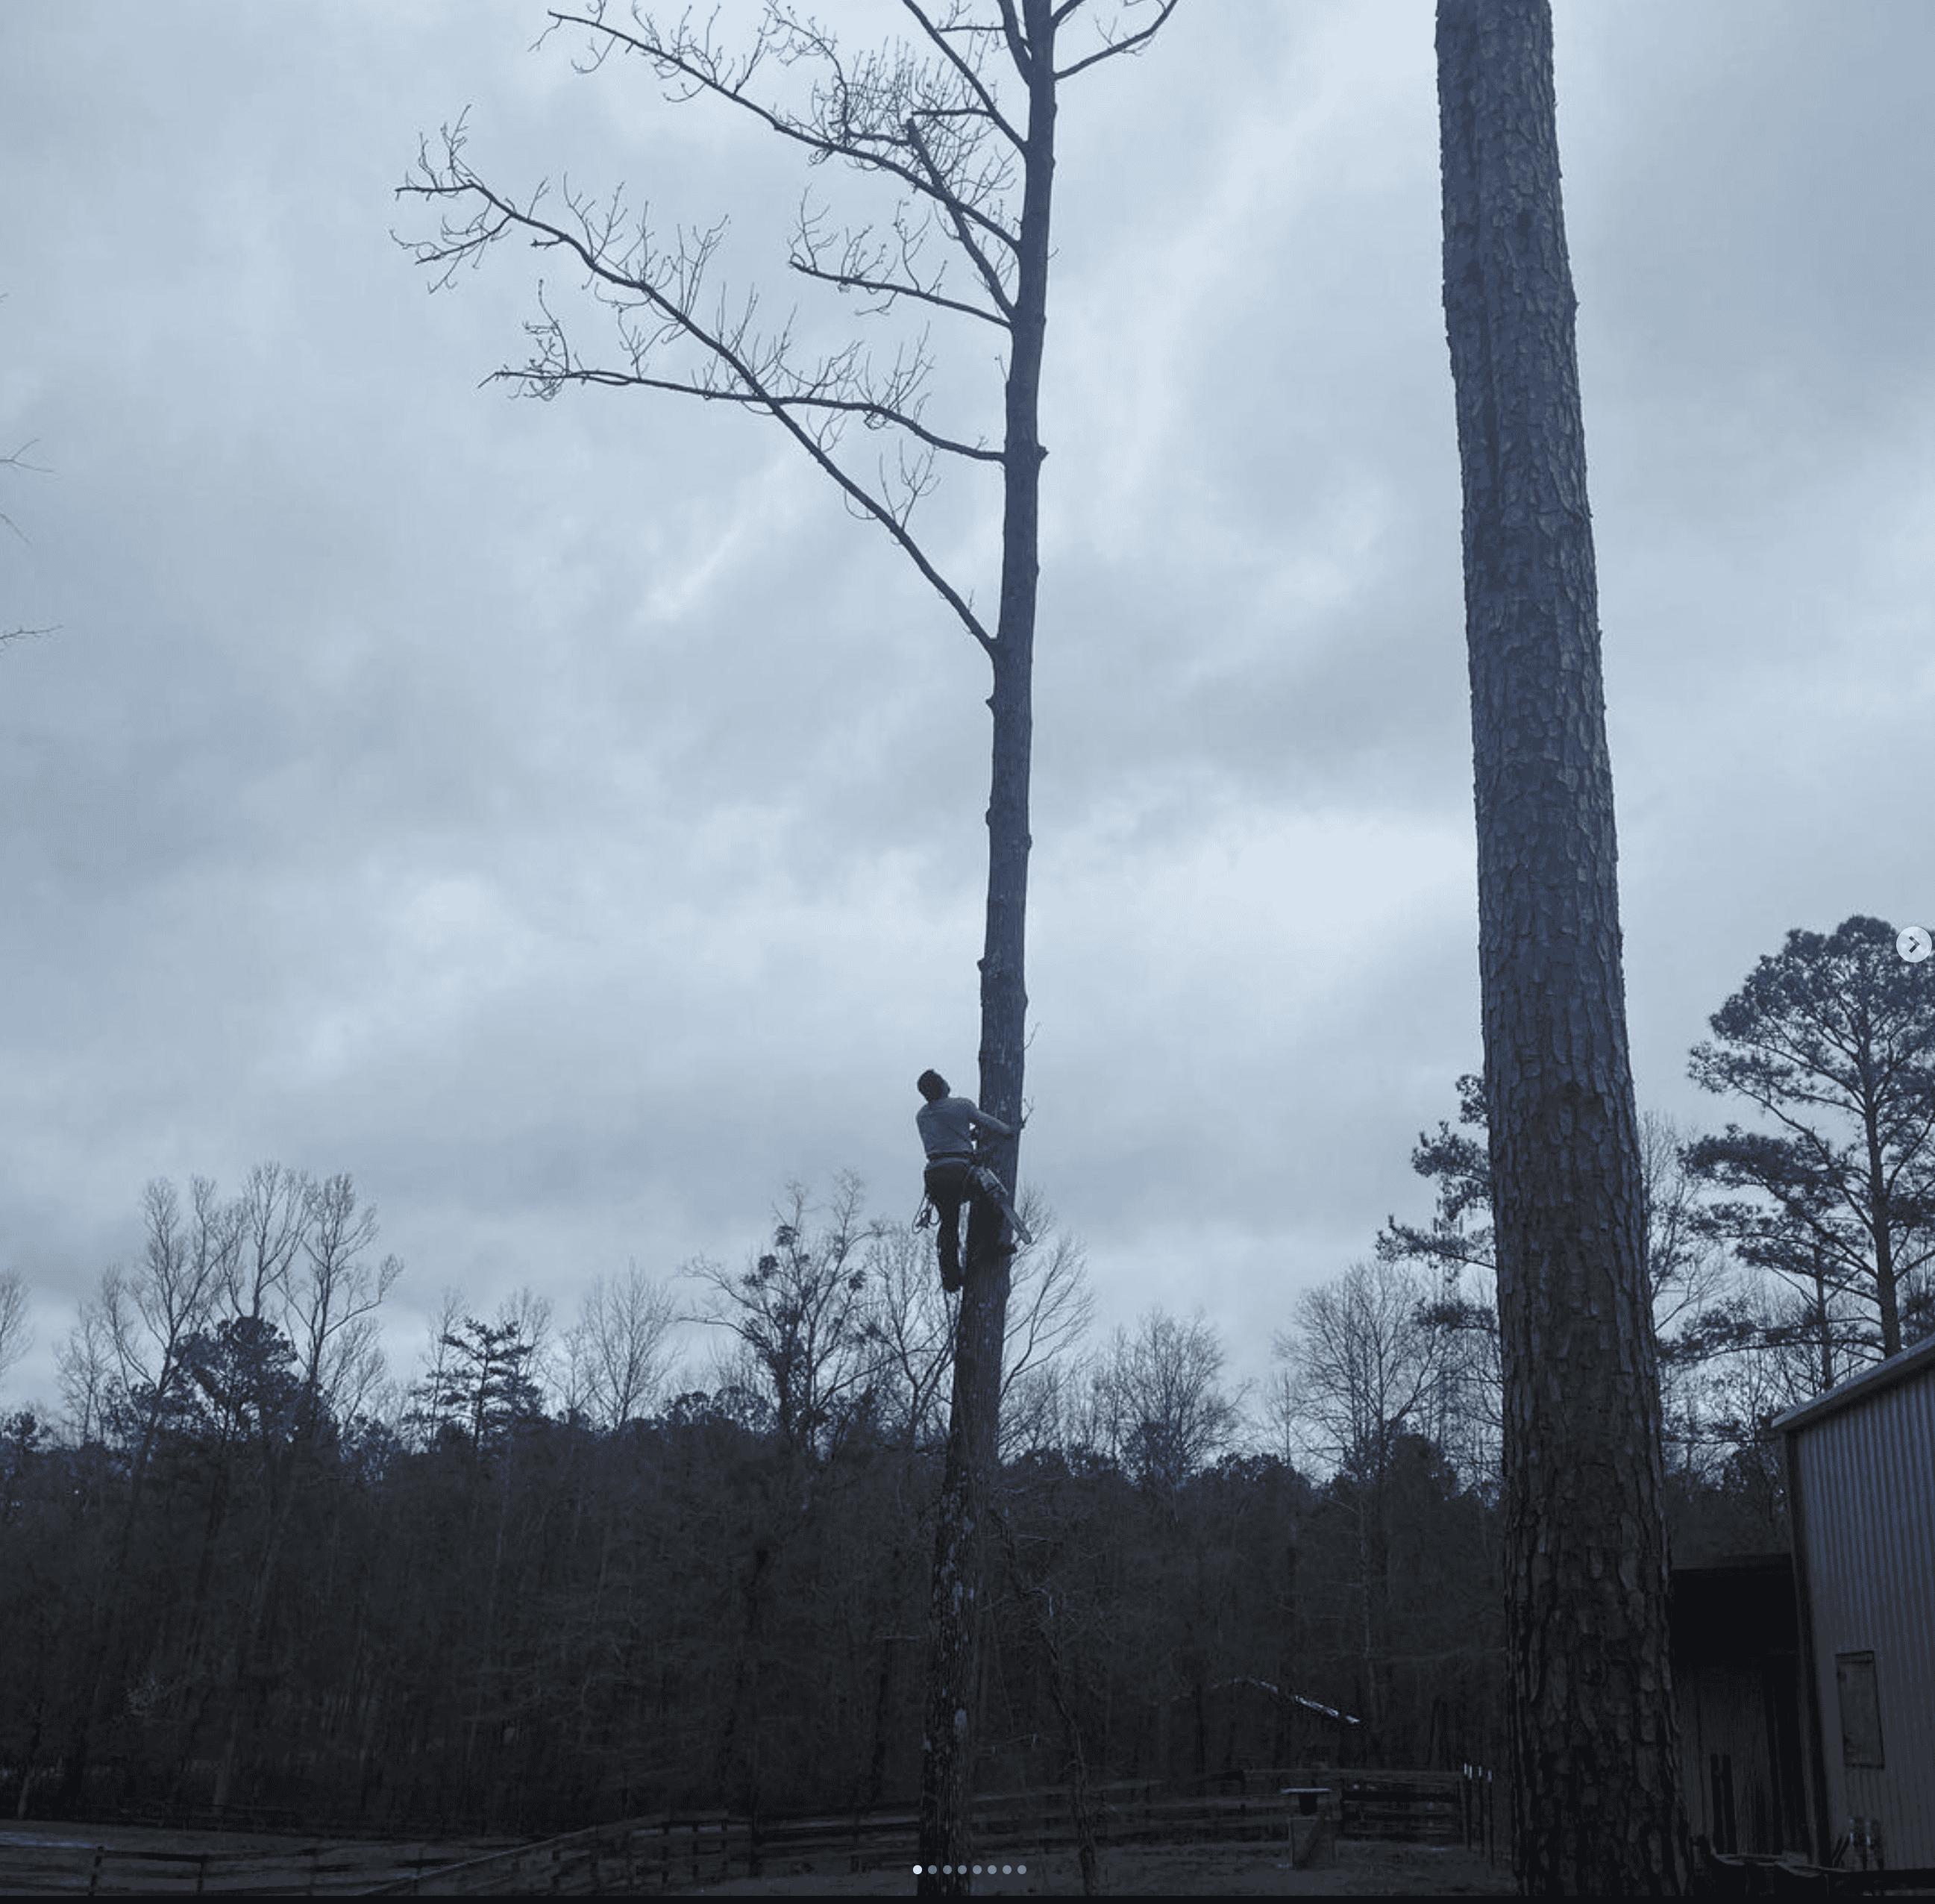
1437, 1, 1686, 1892
1811, 1251, 1835, 1392
994, 1509, 1100, 1895
914, 0, 1063, 1883
398, 1, 1183, 1876
1863, 1111, 1904, 1355
917, 23, 1053, 1886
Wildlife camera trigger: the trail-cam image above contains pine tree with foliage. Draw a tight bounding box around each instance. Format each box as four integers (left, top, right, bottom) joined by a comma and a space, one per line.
408, 1315, 546, 1453
1687, 913, 1935, 1379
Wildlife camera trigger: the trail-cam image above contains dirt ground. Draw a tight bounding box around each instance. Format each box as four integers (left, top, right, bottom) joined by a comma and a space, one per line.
672, 1837, 1516, 1897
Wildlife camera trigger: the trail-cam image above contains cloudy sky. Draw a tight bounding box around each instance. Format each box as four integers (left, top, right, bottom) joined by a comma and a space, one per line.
4, 0, 1933, 1419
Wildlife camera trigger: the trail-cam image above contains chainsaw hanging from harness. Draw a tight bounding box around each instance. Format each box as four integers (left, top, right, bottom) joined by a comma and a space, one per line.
913, 1148, 1033, 1244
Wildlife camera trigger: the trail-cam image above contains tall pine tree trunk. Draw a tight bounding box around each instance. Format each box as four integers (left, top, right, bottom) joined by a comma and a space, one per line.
1436, 2, 1686, 1891
916, 7, 1055, 1890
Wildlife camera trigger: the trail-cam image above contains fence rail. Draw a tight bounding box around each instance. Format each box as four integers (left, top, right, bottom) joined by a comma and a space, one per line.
1338, 1770, 1462, 1844
0, 1768, 1497, 1896
367, 1816, 747, 1895
0, 1837, 477, 1897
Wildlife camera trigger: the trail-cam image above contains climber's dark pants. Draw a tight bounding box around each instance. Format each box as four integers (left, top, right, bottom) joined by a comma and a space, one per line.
923, 1159, 976, 1278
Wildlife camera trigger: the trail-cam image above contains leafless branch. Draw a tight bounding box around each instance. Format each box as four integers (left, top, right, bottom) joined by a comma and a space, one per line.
1055, 0, 1185, 81
398, 1, 1186, 672
790, 194, 1009, 330
897, 0, 1025, 147
901, 113, 1015, 320
1000, 1203, 1094, 1400
544, 5, 1020, 252
399, 125, 996, 649
3, 439, 57, 644
991, 0, 1034, 84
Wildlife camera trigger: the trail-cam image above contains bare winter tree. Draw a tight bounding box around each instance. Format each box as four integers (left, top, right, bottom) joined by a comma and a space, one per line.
396, 4, 1185, 1878
1088, 1305, 1239, 1505
226, 1162, 312, 1324
54, 1176, 239, 1807
1276, 1260, 1453, 1485
860, 1191, 1092, 1452
1273, 1259, 1459, 1748
692, 1175, 885, 1461
404, 1288, 473, 1450
104, 1177, 238, 1483
1000, 1199, 1091, 1356
0, 1269, 31, 1394
1437, 0, 1684, 1889
289, 1172, 404, 1429
565, 1262, 678, 1429
210, 1171, 402, 1812
858, 1216, 956, 1450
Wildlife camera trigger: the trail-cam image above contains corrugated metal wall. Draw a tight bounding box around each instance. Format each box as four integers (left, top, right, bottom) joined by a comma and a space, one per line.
1789, 1362, 1935, 1867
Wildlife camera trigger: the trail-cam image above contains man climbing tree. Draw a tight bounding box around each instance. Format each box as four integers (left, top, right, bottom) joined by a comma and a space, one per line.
916, 1069, 1019, 1294
1437, 1, 1685, 1891
396, 3, 1186, 1888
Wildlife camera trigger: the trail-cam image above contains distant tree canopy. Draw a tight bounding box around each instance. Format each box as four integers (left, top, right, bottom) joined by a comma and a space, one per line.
1373, 916, 1935, 1544
0, 1269, 31, 1391
407, 1314, 547, 1452
0, 1167, 1545, 1838
2, 1146, 1813, 1840
1378, 1077, 1742, 1487
1687, 913, 1935, 1374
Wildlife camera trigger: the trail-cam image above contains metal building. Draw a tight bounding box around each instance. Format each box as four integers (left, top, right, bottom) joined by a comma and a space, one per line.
1776, 1329, 1935, 1870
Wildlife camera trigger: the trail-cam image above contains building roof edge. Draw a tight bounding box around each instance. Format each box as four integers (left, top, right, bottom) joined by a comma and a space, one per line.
1773, 1329, 1935, 1436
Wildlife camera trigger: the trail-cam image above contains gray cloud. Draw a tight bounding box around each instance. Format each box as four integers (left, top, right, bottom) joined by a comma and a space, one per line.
4, 1, 1933, 1413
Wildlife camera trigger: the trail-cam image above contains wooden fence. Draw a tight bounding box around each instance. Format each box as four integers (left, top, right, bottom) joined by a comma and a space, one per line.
367, 1817, 746, 1895
0, 1768, 1498, 1895
1338, 1770, 1463, 1844
0, 1818, 744, 1898
0, 1835, 477, 1897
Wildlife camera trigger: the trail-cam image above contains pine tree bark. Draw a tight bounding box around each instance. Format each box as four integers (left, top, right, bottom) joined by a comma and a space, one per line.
1436, 1, 1686, 1891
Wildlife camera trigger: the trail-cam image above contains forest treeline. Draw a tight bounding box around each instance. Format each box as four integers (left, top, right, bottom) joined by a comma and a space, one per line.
0, 1165, 1505, 1833
0, 917, 1928, 1833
